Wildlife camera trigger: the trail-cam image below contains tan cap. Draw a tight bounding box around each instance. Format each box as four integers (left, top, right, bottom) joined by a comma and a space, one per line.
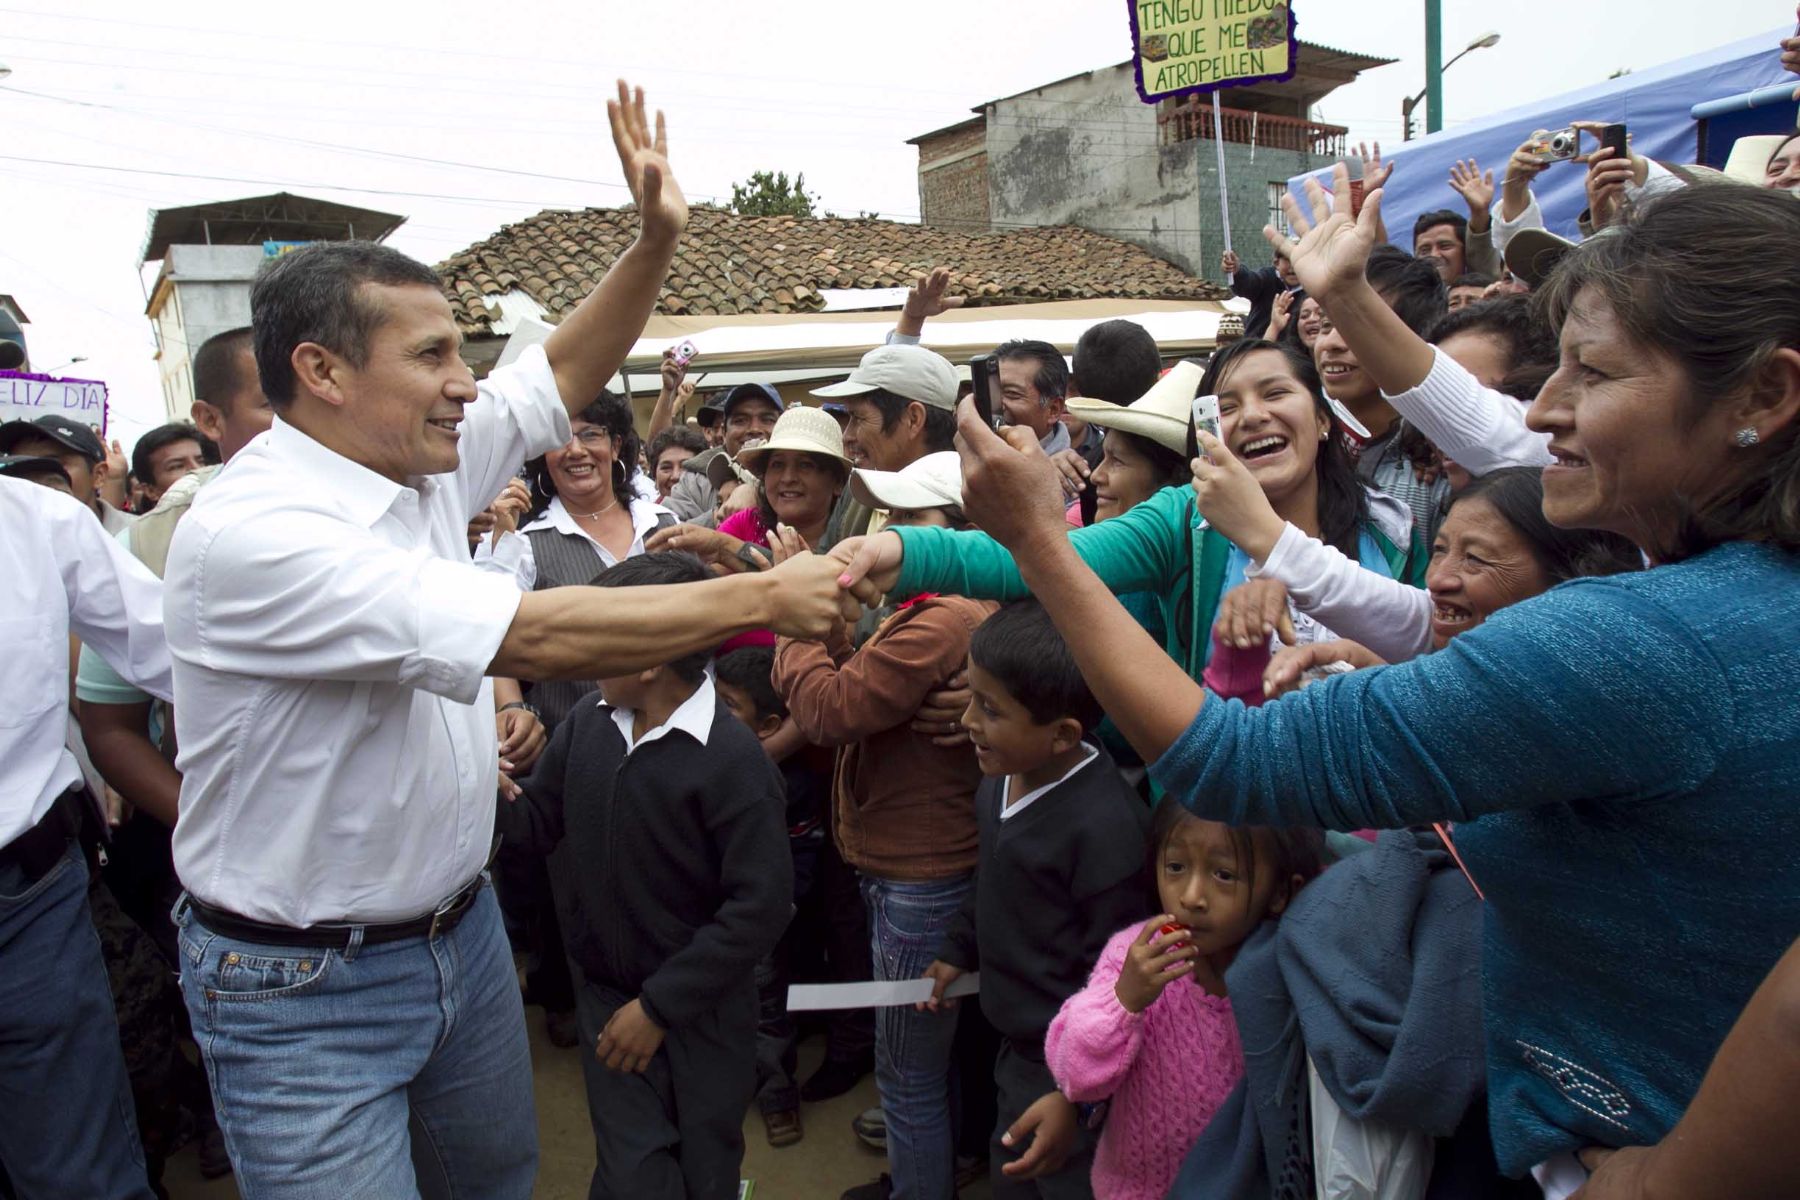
850, 451, 963, 512
811, 343, 959, 410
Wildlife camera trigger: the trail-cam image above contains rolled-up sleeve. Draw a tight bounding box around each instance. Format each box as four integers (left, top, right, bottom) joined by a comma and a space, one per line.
453, 344, 571, 523
173, 514, 522, 705
1151, 580, 1726, 830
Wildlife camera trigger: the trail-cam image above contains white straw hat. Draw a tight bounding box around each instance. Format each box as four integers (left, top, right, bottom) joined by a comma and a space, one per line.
1064, 361, 1203, 454
733, 406, 851, 476
850, 451, 964, 512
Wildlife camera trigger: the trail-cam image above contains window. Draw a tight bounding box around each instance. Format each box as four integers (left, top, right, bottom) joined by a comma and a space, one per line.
1267, 182, 1291, 236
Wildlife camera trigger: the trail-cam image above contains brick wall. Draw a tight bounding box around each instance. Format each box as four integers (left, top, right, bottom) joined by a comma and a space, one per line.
916, 122, 991, 231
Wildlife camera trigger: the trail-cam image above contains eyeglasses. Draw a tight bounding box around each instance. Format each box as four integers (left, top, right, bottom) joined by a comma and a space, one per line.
571, 428, 612, 448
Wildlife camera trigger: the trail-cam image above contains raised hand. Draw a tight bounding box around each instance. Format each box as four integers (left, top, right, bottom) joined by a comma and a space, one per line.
1263, 163, 1383, 304
608, 80, 688, 247
1357, 141, 1393, 192
904, 266, 966, 323
1267, 289, 1295, 341
1448, 158, 1495, 214
1221, 248, 1241, 276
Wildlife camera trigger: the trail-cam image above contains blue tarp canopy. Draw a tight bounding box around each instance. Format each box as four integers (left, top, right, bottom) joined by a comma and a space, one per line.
1288, 28, 1797, 244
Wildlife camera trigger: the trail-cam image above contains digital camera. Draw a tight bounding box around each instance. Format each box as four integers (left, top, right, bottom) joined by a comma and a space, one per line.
1526, 127, 1583, 162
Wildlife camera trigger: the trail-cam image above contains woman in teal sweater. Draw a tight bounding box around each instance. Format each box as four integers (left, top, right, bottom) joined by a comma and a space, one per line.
859, 178, 1800, 1194
856, 338, 1423, 683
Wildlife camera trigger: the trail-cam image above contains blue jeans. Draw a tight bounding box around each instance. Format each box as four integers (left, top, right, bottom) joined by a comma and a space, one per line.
174, 884, 537, 1199
863, 874, 971, 1200
0, 841, 154, 1199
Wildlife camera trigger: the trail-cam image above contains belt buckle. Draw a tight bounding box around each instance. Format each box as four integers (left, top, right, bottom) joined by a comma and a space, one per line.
427, 877, 478, 939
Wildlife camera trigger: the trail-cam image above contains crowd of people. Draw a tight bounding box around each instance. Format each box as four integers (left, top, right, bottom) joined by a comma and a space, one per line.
5, 35, 1800, 1200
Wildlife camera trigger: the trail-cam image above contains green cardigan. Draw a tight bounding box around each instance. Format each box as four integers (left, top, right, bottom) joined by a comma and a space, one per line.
892, 485, 1422, 682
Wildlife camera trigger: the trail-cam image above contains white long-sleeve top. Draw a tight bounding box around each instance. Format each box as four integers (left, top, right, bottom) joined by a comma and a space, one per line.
1382, 347, 1554, 476
1247, 522, 1434, 665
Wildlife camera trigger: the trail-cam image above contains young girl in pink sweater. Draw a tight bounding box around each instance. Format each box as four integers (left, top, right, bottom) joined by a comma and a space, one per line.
1045, 802, 1325, 1200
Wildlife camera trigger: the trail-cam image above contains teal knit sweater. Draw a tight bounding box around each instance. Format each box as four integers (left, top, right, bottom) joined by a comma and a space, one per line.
1150, 540, 1800, 1173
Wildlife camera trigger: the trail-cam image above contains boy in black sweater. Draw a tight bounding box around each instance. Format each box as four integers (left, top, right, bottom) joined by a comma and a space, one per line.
923, 600, 1148, 1199
501, 553, 792, 1200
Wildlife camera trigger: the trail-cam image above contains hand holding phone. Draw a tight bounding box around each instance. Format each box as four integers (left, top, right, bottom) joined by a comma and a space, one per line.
969, 355, 1003, 429
1188, 393, 1221, 462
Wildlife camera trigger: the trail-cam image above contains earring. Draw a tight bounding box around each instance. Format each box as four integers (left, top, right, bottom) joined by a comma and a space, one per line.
1735, 427, 1761, 448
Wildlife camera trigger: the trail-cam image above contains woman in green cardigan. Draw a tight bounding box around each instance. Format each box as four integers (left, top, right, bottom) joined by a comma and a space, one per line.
835, 337, 1423, 682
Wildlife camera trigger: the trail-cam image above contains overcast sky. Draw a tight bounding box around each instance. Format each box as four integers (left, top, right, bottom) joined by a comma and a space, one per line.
1, 0, 1788, 447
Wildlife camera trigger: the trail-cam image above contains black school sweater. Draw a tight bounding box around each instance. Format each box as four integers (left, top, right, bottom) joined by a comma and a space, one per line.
936, 743, 1149, 1048
500, 688, 792, 1030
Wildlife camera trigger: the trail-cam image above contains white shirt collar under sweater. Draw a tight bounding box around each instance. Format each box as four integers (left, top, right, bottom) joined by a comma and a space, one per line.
1000, 743, 1099, 822
605, 674, 718, 755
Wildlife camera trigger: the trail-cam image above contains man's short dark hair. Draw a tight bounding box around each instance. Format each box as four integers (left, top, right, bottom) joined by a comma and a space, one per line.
1365, 246, 1448, 337
993, 339, 1069, 404
192, 326, 258, 412
1072, 320, 1161, 404
590, 552, 714, 683
647, 425, 706, 468
131, 422, 219, 483
250, 242, 444, 408
866, 388, 956, 453
1427, 295, 1560, 401
1450, 272, 1495, 291
968, 599, 1102, 733
714, 647, 785, 722
1412, 209, 1469, 247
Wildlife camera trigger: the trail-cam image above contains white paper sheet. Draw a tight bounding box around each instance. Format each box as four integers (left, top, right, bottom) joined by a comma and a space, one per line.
786, 973, 980, 1012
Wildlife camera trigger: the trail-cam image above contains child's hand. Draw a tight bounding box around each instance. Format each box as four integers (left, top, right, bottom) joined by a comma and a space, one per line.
918, 960, 964, 1013
1000, 1090, 1079, 1179
1115, 916, 1198, 1014
596, 997, 664, 1073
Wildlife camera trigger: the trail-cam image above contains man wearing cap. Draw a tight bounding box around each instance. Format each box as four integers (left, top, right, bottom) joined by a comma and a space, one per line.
813, 343, 960, 545
665, 382, 783, 525
157, 88, 853, 1195
0, 451, 76, 495
0, 412, 135, 534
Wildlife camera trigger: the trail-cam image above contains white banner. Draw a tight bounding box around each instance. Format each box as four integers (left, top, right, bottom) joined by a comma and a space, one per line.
0, 372, 109, 434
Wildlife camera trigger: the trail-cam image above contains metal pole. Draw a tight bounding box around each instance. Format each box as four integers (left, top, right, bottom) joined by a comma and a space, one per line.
1210, 91, 1233, 273
1424, 0, 1444, 134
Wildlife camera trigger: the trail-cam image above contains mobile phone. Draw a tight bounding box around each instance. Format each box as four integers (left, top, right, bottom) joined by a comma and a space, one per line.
1599, 123, 1628, 162
1188, 393, 1221, 461
669, 339, 698, 368
968, 355, 1002, 428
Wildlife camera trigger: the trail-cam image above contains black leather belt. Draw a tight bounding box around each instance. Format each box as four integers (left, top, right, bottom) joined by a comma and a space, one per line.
0, 788, 83, 885
185, 872, 487, 951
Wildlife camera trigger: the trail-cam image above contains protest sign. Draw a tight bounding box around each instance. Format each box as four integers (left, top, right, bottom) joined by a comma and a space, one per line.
1127, 0, 1297, 102
0, 371, 109, 435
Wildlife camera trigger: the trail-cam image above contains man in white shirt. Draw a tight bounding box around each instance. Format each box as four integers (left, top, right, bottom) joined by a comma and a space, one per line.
162, 84, 852, 1196
0, 476, 171, 1200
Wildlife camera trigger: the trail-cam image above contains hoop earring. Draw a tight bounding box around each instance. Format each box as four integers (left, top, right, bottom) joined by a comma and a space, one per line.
1735, 427, 1761, 448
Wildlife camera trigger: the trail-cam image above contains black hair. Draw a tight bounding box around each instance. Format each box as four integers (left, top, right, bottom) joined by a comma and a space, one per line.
1449, 272, 1496, 291
753, 450, 848, 535
525, 390, 638, 519
589, 551, 714, 683
191, 326, 259, 412
968, 599, 1102, 733
865, 387, 957, 453
1145, 798, 1326, 915
1105, 429, 1190, 491
1072, 320, 1162, 404
131, 422, 219, 483
646, 425, 706, 471
1412, 209, 1469, 248
993, 339, 1069, 404
714, 646, 785, 722
249, 241, 444, 407
1427, 295, 1560, 402
1197, 339, 1368, 559
1365, 245, 1448, 336
1450, 467, 1643, 581
1536, 184, 1800, 558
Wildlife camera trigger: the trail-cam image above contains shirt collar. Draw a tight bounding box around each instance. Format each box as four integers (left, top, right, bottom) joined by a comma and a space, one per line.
267, 415, 422, 528
1000, 743, 1098, 822
604, 674, 717, 754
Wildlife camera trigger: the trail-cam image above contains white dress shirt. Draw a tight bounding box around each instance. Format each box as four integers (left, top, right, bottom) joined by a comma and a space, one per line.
2, 477, 172, 846
164, 345, 571, 925
603, 674, 718, 755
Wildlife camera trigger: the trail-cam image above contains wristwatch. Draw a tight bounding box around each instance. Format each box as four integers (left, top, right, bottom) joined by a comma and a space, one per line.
736, 543, 774, 572
498, 700, 541, 720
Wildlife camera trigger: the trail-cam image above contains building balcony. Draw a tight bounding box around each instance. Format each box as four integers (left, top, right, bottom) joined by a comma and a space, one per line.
1157, 99, 1348, 158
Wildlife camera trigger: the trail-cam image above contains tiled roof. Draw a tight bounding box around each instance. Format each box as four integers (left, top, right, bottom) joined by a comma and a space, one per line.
438, 205, 1226, 335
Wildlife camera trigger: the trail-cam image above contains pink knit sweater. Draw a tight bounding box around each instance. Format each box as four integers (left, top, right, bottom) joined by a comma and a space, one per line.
1045, 922, 1244, 1200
